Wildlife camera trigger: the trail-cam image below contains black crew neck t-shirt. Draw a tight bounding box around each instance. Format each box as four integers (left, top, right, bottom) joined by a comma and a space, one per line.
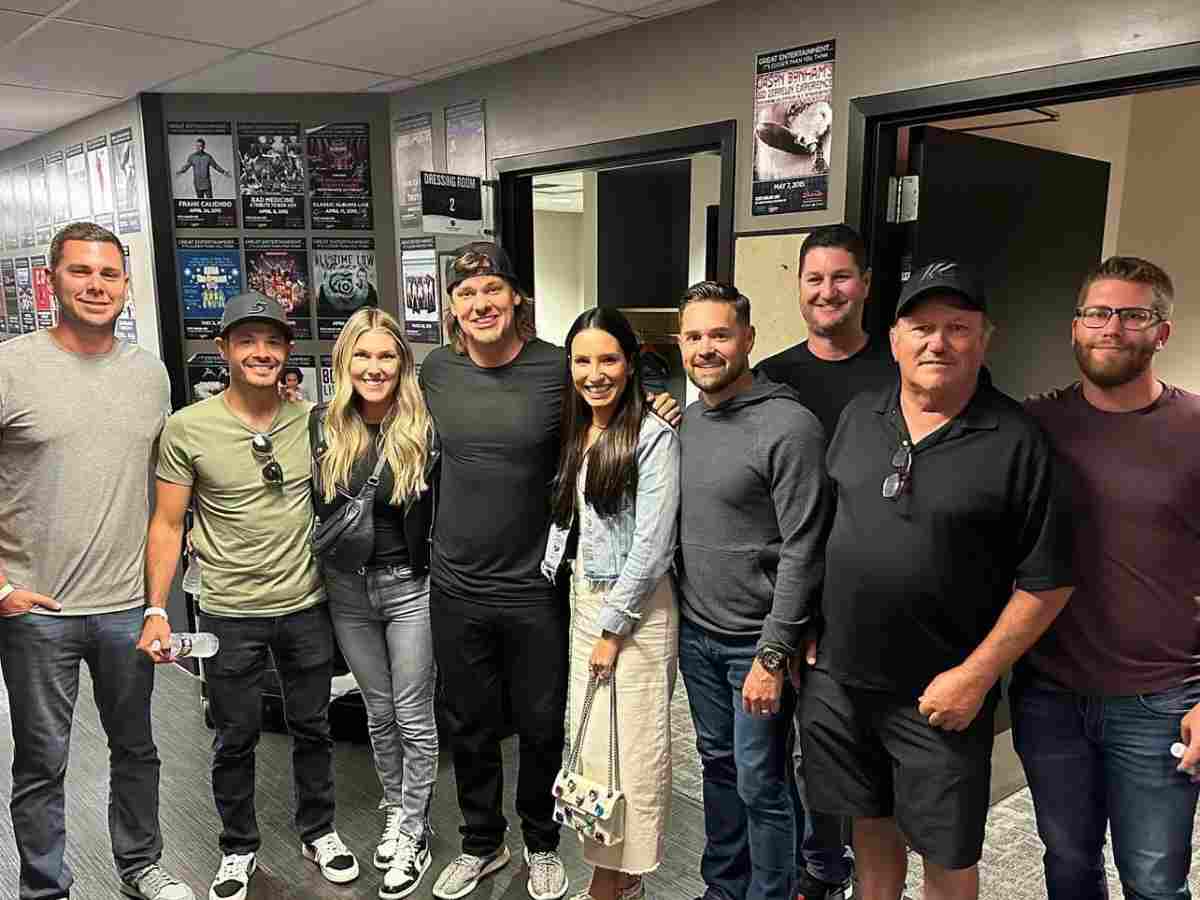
819, 376, 1074, 697
756, 338, 897, 442
312, 422, 410, 569
419, 339, 563, 603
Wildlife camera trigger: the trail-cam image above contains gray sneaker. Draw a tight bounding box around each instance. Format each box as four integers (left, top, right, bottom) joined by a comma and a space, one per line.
432, 846, 511, 899
120, 864, 195, 900
523, 847, 567, 900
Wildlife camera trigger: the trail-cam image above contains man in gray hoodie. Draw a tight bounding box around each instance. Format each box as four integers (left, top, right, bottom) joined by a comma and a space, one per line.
676, 281, 831, 900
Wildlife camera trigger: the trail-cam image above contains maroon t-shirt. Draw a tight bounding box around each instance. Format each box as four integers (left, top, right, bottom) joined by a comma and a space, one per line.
1024, 383, 1200, 695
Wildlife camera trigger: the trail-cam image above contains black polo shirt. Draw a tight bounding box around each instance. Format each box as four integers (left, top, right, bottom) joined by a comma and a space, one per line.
819, 373, 1073, 698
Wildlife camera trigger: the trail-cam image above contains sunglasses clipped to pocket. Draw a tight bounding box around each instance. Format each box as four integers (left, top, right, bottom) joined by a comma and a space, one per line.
250, 433, 284, 487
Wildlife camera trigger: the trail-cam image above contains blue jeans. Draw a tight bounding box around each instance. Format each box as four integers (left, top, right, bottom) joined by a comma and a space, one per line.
325, 565, 438, 840
199, 603, 336, 854
679, 617, 795, 900
0, 607, 162, 900
1012, 679, 1200, 900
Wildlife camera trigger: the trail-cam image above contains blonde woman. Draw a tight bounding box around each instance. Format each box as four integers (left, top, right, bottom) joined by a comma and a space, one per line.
313, 308, 439, 900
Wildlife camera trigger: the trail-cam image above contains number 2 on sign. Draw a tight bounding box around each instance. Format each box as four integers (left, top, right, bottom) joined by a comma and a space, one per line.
449, 197, 456, 213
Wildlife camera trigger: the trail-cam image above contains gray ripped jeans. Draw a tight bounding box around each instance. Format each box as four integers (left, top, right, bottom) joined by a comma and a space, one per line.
324, 564, 437, 838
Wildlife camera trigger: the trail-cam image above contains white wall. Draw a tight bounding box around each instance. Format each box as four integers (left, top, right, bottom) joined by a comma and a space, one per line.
533, 209, 585, 347
0, 99, 160, 356
688, 153, 722, 286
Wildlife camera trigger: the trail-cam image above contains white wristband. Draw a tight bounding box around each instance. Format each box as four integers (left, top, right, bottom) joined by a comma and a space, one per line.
0, 583, 14, 602
143, 606, 168, 621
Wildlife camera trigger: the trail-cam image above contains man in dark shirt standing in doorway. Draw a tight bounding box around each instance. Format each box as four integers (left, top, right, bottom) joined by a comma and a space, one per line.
756, 225, 894, 900
420, 243, 677, 900
756, 225, 895, 440
800, 261, 1074, 900
1018, 257, 1200, 900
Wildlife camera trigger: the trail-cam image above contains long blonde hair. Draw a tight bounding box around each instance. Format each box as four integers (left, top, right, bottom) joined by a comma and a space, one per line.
321, 308, 430, 505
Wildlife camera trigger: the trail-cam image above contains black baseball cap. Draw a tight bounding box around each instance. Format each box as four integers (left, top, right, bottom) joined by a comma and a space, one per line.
445, 242, 521, 296
894, 260, 987, 321
219, 291, 294, 340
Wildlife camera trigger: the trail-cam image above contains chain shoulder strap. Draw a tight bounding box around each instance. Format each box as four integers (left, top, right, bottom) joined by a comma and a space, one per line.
565, 670, 621, 797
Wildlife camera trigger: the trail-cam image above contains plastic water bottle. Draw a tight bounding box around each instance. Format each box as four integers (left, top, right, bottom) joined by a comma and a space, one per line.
152, 632, 220, 659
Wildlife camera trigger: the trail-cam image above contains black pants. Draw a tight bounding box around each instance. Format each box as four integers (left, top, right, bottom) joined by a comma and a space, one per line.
429, 586, 568, 856
200, 604, 337, 855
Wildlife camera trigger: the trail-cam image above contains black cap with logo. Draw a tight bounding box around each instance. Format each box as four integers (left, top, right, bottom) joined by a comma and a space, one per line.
894, 260, 987, 322
219, 291, 294, 340
445, 241, 521, 296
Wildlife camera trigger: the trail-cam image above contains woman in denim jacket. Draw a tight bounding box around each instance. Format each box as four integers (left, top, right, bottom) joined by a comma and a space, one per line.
542, 307, 680, 900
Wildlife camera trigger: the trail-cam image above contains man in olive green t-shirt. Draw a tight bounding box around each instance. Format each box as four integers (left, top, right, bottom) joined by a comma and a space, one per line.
147, 293, 359, 900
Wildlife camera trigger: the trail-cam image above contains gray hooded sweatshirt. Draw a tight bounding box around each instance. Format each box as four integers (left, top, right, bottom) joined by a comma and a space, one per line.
677, 371, 830, 654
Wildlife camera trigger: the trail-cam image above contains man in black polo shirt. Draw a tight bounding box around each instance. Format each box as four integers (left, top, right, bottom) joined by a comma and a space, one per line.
799, 262, 1074, 900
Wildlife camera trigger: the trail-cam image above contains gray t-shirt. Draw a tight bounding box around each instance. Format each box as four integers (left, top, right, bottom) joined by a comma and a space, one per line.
0, 330, 171, 614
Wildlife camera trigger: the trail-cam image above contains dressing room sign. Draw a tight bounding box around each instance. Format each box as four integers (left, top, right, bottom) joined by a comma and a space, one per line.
420, 171, 483, 236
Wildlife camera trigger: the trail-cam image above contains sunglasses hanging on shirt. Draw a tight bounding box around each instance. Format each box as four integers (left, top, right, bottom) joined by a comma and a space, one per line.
250, 433, 284, 487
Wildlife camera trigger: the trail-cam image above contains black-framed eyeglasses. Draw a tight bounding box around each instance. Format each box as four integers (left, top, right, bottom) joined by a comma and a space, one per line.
882, 442, 911, 500
1074, 306, 1163, 331
250, 433, 283, 486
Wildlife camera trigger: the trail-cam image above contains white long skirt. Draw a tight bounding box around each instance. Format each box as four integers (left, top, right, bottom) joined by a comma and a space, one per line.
567, 568, 679, 874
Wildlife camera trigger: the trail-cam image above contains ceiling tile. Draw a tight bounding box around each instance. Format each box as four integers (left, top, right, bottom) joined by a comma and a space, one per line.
63, 0, 370, 49
0, 20, 233, 95
407, 14, 631, 83
0, 128, 40, 153
264, 0, 606, 77
0, 8, 38, 42
0, 83, 116, 132
159, 52, 386, 92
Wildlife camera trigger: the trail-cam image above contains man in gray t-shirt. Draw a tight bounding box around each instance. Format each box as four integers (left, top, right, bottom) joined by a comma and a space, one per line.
0, 223, 193, 900
176, 138, 229, 199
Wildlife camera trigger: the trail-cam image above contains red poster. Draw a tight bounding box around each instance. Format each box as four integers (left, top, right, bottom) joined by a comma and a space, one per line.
32, 265, 56, 328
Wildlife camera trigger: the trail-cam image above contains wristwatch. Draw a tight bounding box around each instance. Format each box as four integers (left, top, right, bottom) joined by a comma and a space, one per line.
756, 646, 787, 673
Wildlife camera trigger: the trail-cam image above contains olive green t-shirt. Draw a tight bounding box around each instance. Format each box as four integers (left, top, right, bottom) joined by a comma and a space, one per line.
156, 394, 323, 617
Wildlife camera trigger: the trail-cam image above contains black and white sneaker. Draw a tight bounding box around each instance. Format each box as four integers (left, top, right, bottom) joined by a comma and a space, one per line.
380, 831, 432, 899
208, 852, 256, 900
302, 830, 360, 884
375, 807, 405, 870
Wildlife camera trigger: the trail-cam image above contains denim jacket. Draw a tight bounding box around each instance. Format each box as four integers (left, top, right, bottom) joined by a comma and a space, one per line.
541, 413, 680, 636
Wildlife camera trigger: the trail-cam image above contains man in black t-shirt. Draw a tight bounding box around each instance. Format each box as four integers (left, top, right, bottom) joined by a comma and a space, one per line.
420, 243, 676, 900
799, 262, 1074, 900
757, 225, 894, 899
756, 225, 895, 442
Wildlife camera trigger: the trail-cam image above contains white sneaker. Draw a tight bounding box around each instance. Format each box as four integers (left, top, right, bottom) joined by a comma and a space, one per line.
380, 831, 432, 899
375, 807, 405, 870
524, 847, 567, 900
208, 853, 256, 900
120, 863, 195, 900
302, 830, 360, 884
432, 845, 511, 899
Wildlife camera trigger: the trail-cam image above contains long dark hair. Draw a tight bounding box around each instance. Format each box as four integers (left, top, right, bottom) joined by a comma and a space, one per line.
550, 307, 646, 527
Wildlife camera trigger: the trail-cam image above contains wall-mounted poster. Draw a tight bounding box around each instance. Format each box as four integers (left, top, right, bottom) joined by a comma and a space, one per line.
65, 143, 91, 222
32, 255, 55, 329
0, 171, 15, 250
319, 353, 335, 402
237, 122, 305, 230
1, 260, 17, 333
392, 113, 433, 231
178, 237, 242, 340
45, 150, 69, 225
751, 40, 836, 216
110, 127, 141, 234
445, 100, 486, 180
313, 236, 377, 341
400, 236, 439, 344
87, 135, 114, 221
29, 158, 51, 245
281, 353, 317, 404
168, 121, 236, 228
307, 122, 373, 230
187, 352, 229, 404
114, 245, 138, 344
244, 237, 312, 339
15, 165, 35, 248
14, 257, 35, 332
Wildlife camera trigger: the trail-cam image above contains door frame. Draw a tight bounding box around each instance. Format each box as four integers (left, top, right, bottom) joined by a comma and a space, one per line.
846, 40, 1200, 337
493, 120, 737, 298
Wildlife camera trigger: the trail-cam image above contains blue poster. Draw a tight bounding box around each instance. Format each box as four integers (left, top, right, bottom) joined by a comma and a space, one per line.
177, 237, 242, 340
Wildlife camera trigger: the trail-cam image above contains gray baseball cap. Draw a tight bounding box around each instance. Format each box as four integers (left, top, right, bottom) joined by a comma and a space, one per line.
219, 291, 294, 340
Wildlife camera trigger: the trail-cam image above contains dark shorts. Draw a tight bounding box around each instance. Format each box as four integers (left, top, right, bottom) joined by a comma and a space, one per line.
798, 667, 997, 870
